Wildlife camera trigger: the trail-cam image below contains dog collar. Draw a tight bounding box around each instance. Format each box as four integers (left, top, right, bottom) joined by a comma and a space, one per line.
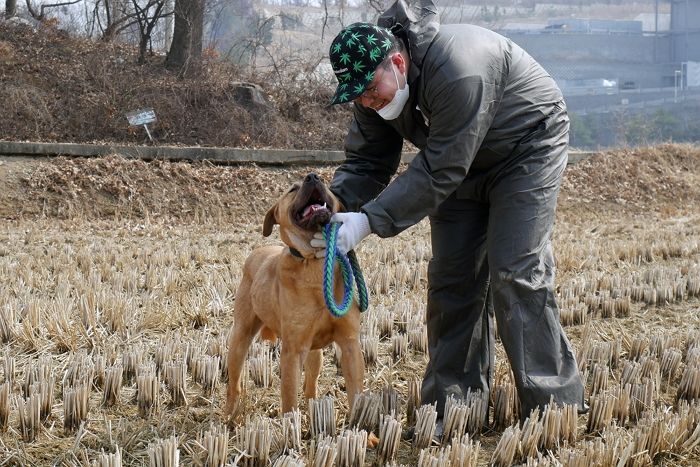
288, 247, 305, 259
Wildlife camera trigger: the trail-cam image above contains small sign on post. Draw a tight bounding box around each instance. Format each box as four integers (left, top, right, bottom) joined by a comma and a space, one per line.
126, 108, 157, 142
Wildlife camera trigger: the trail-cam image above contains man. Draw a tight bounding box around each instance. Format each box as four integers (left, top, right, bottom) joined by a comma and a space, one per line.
312, 0, 586, 425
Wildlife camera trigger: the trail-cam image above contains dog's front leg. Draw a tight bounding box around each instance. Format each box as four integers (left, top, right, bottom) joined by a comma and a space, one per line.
337, 338, 364, 413
303, 349, 323, 401
280, 344, 303, 414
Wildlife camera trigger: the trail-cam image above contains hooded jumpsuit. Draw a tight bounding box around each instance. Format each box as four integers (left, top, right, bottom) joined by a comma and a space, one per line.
329, 0, 586, 420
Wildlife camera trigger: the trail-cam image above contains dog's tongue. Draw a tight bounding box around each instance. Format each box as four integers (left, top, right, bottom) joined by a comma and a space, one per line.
302, 204, 327, 220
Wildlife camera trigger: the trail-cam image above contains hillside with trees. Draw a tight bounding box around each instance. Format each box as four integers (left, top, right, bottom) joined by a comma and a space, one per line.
0, 20, 350, 148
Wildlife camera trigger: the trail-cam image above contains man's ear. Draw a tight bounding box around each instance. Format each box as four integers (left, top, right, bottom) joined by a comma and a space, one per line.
262, 205, 277, 237
392, 51, 407, 74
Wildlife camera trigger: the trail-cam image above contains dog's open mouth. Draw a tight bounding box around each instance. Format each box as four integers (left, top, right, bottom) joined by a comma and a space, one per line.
295, 187, 332, 229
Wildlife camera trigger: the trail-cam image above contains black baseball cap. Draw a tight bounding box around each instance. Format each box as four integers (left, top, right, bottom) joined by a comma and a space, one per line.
328, 22, 395, 105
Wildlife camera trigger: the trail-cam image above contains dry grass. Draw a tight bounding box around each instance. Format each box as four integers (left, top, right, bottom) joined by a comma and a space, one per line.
0, 145, 699, 465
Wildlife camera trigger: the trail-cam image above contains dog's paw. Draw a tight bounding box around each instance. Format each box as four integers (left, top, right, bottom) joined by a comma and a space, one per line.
223, 400, 238, 418
367, 431, 380, 449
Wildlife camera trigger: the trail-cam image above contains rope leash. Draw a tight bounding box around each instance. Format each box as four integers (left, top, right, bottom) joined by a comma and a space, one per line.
322, 223, 369, 317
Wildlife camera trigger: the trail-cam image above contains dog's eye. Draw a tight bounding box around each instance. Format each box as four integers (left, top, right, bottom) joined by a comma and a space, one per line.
288, 185, 300, 193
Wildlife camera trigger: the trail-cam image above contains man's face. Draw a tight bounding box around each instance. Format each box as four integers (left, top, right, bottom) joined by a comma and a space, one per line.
354, 53, 405, 111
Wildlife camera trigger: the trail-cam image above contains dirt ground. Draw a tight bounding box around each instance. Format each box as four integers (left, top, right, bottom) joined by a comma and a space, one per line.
0, 144, 699, 466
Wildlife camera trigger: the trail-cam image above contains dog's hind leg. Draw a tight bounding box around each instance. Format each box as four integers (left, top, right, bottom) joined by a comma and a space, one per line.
303, 349, 323, 401
336, 337, 364, 413
224, 312, 262, 418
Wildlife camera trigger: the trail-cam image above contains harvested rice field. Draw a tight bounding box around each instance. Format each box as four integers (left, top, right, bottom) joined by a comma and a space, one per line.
0, 144, 699, 466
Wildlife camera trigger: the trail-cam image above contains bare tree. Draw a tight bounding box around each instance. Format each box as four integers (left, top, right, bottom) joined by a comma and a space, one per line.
89, 0, 132, 40
129, 0, 167, 63
5, 0, 17, 18
165, 0, 203, 73
204, 0, 227, 50
163, 0, 173, 50
228, 14, 275, 71
318, 0, 386, 41
25, 0, 81, 21
95, 0, 166, 42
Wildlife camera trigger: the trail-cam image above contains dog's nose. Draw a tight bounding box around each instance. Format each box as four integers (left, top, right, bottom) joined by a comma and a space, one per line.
305, 173, 320, 183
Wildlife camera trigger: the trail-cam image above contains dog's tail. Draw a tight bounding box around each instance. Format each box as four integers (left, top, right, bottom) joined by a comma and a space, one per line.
259, 326, 278, 342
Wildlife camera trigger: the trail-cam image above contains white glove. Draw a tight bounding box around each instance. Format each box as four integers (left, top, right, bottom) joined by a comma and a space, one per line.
310, 212, 371, 257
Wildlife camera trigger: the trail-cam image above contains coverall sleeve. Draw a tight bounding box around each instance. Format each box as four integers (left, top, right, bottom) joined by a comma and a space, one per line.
361, 74, 502, 237
330, 104, 404, 212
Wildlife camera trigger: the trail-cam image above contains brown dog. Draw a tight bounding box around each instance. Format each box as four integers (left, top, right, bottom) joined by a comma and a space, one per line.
224, 172, 364, 418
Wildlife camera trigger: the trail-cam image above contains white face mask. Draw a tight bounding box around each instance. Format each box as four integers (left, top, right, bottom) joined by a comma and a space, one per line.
376, 64, 410, 120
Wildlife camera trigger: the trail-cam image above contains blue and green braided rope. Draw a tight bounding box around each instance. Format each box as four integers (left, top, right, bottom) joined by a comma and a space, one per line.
322, 223, 369, 317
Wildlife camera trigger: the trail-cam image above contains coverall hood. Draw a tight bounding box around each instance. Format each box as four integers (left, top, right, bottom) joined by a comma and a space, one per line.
378, 0, 440, 83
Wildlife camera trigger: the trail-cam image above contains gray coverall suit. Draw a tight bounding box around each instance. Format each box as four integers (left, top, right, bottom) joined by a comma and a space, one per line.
329, 0, 586, 421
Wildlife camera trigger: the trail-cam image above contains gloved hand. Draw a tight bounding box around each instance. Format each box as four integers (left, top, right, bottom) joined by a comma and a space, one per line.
310, 212, 371, 257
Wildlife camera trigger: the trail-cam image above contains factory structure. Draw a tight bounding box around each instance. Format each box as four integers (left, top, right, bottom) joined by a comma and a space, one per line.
488, 0, 700, 96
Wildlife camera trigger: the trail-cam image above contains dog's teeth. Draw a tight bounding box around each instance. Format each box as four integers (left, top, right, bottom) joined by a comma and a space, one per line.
323, 202, 327, 208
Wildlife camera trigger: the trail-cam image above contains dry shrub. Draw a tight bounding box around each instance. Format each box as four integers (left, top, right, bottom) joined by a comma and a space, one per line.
17, 155, 339, 221
0, 85, 56, 137
560, 144, 700, 212
13, 144, 700, 222
0, 39, 13, 60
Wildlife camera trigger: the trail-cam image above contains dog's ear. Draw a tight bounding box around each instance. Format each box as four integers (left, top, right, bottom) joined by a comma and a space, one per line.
262, 205, 277, 237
